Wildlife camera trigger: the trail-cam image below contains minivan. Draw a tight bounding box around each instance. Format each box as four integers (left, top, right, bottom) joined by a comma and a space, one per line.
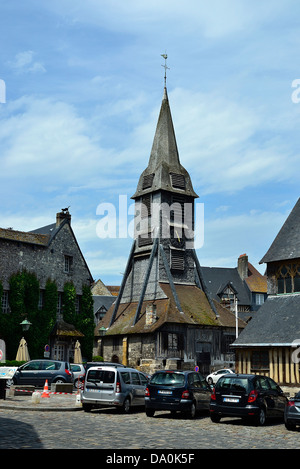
210, 373, 287, 426
81, 365, 148, 413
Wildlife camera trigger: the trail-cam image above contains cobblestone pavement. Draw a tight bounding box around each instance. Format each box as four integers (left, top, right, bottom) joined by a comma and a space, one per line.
0, 395, 300, 450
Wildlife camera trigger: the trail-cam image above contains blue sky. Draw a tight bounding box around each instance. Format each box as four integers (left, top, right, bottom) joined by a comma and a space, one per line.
0, 0, 299, 285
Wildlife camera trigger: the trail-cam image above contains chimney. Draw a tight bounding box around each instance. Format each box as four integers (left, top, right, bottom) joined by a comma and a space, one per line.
237, 254, 248, 281
56, 209, 71, 227
145, 304, 157, 326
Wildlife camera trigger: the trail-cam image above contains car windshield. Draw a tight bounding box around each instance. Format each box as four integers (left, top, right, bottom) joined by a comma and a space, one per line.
217, 376, 251, 393
150, 372, 185, 386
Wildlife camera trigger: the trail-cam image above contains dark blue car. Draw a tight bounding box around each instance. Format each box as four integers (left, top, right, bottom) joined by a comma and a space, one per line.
284, 391, 300, 430
145, 370, 211, 418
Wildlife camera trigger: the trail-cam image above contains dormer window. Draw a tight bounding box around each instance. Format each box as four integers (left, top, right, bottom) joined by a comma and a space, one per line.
142, 173, 154, 190
170, 172, 185, 190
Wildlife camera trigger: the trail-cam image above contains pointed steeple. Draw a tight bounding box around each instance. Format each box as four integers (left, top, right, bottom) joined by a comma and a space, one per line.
132, 87, 198, 199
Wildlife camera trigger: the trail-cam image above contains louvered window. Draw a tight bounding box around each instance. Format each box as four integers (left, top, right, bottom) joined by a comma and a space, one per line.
170, 172, 185, 190
141, 194, 151, 218
138, 233, 153, 247
171, 249, 184, 271
171, 194, 185, 223
142, 173, 154, 190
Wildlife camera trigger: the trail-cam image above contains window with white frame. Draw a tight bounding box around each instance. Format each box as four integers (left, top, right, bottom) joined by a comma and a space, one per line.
255, 293, 265, 305
64, 255, 72, 273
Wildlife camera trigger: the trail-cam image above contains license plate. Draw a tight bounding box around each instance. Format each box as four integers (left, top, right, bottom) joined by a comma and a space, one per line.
158, 390, 172, 395
223, 397, 239, 403
87, 388, 101, 392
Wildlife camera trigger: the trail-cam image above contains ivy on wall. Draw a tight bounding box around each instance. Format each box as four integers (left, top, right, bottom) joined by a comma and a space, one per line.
0, 272, 94, 361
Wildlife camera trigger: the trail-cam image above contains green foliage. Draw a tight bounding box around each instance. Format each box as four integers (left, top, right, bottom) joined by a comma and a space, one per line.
76, 284, 95, 360
0, 360, 26, 367
1, 271, 95, 361
63, 282, 76, 324
92, 356, 104, 362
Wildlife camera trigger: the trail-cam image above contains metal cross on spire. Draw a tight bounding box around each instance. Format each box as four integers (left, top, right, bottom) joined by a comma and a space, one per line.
161, 53, 169, 87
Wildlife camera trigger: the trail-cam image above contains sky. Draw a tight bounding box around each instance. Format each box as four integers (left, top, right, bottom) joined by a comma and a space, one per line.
0, 0, 300, 286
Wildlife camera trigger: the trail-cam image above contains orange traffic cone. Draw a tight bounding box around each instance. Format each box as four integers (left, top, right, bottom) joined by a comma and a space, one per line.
41, 379, 50, 398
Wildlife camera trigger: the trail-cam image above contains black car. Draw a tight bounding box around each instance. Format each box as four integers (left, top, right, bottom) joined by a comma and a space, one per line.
210, 373, 287, 426
145, 370, 211, 418
284, 391, 300, 430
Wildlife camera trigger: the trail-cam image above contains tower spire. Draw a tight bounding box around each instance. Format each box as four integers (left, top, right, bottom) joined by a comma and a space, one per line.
161, 53, 169, 88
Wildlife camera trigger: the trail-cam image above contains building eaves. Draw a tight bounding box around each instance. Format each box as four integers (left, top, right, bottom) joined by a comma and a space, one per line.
95, 283, 246, 336
232, 294, 300, 347
0, 227, 49, 246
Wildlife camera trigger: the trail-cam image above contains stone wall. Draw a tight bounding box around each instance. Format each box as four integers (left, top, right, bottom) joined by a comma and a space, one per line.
0, 221, 92, 294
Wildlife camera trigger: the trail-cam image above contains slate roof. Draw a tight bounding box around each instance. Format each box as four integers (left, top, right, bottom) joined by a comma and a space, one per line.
233, 294, 300, 346
93, 295, 115, 314
201, 266, 251, 306
201, 263, 266, 306
95, 283, 246, 336
0, 227, 50, 246
0, 215, 94, 284
260, 197, 300, 264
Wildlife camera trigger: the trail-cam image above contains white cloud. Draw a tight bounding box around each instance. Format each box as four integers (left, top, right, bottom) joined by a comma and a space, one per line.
197, 207, 289, 272
9, 50, 46, 74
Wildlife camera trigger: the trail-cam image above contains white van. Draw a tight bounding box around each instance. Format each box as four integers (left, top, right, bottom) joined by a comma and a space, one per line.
81, 365, 148, 413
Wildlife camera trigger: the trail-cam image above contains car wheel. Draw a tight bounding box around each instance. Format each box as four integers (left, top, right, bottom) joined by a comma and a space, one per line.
285, 421, 296, 431
6, 378, 16, 388
183, 401, 196, 419
82, 404, 93, 412
256, 408, 266, 426
74, 379, 81, 389
208, 378, 213, 385
122, 397, 131, 414
189, 401, 197, 419
210, 413, 221, 423
146, 409, 155, 417
53, 378, 66, 384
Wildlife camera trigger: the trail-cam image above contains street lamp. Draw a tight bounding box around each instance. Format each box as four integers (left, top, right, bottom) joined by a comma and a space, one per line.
20, 319, 32, 332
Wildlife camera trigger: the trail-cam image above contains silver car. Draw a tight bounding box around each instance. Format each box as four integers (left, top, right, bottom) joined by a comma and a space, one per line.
81, 365, 148, 413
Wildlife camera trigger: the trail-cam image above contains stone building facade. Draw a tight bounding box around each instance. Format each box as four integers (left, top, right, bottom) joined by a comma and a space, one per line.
0, 209, 94, 361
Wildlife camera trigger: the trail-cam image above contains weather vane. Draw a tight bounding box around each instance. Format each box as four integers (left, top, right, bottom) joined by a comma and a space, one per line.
161, 53, 169, 87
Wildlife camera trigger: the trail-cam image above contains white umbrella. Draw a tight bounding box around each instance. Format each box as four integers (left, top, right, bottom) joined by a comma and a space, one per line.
74, 340, 83, 364
16, 337, 30, 361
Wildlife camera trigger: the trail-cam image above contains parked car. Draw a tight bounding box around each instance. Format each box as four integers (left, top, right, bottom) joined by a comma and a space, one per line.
284, 391, 300, 430
210, 373, 287, 426
77, 361, 125, 388
70, 364, 85, 389
81, 365, 148, 413
145, 370, 211, 418
7, 359, 73, 387
206, 368, 234, 385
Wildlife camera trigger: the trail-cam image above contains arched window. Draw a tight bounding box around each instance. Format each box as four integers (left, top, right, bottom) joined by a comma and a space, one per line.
276, 263, 300, 294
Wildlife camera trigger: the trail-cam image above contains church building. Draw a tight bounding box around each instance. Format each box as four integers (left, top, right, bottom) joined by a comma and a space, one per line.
95, 83, 245, 375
